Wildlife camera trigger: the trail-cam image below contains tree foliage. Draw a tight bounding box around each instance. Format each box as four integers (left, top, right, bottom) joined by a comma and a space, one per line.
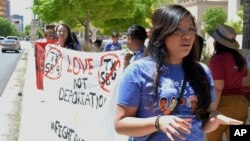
0, 17, 19, 36
33, 0, 155, 36
226, 21, 242, 34
153, 0, 174, 8
33, 0, 155, 44
24, 25, 31, 37
202, 7, 227, 33
226, 6, 243, 34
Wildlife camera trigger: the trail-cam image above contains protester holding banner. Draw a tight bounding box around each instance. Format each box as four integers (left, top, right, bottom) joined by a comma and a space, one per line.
35, 29, 57, 90
55, 23, 79, 51
43, 30, 53, 41
124, 25, 147, 69
206, 25, 248, 141
115, 5, 243, 141
35, 29, 56, 44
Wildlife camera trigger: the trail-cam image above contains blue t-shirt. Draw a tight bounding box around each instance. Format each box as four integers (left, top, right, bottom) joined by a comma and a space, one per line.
129, 46, 145, 64
116, 56, 216, 141
103, 41, 122, 52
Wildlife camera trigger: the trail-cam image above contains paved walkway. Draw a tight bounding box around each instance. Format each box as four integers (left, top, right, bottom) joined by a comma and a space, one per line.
0, 49, 28, 141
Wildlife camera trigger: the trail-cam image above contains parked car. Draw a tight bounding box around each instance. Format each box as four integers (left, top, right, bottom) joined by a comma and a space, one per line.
6, 36, 20, 50
1, 39, 20, 53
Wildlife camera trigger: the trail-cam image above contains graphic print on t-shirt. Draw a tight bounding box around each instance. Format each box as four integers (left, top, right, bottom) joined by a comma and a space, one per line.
152, 78, 197, 116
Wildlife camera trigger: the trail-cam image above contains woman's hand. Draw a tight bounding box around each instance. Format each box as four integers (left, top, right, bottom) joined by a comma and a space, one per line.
209, 111, 243, 125
159, 115, 192, 141
124, 53, 133, 68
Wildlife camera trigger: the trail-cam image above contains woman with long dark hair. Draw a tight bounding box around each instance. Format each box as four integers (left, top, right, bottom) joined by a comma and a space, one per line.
115, 5, 242, 141
206, 24, 248, 141
55, 23, 78, 50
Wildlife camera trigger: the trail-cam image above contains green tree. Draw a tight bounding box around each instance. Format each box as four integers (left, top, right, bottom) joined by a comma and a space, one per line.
95, 0, 155, 34
226, 6, 243, 34
153, 0, 174, 8
0, 17, 19, 36
202, 7, 227, 33
24, 25, 31, 37
226, 20, 242, 34
33, 0, 154, 43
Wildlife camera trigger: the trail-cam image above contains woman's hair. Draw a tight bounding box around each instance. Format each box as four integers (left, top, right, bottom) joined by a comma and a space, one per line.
55, 23, 77, 50
72, 32, 80, 44
145, 5, 211, 120
214, 41, 246, 71
94, 39, 102, 48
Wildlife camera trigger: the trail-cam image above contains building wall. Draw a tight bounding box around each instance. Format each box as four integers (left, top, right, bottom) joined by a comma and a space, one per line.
228, 0, 241, 21
0, 0, 7, 18
6, 0, 10, 19
179, 0, 242, 36
10, 14, 24, 32
181, 0, 228, 38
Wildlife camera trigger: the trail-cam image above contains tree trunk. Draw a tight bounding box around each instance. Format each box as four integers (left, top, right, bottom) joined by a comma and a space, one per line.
85, 11, 91, 48
242, 0, 250, 49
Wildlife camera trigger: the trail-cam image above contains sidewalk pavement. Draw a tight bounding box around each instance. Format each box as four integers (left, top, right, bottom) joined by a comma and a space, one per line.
0, 47, 249, 141
0, 49, 28, 141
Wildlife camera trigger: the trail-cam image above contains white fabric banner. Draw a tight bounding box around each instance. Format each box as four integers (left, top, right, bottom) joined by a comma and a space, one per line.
41, 45, 124, 141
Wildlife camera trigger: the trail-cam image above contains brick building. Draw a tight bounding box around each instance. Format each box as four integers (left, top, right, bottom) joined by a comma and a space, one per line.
0, 0, 7, 18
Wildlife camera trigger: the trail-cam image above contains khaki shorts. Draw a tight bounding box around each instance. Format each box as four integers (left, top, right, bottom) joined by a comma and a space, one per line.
206, 95, 248, 141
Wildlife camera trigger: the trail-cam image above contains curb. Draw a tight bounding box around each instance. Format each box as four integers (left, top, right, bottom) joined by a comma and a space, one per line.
0, 48, 29, 141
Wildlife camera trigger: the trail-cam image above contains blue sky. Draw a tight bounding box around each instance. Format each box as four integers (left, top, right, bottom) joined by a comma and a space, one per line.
10, 0, 33, 27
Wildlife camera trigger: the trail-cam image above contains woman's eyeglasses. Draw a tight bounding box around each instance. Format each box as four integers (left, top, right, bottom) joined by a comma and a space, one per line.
174, 27, 197, 35
57, 30, 67, 34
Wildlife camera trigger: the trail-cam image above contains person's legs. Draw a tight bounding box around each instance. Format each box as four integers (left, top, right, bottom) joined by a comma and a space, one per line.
222, 95, 248, 123
206, 124, 226, 141
224, 95, 248, 141
225, 125, 230, 141
206, 95, 248, 141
